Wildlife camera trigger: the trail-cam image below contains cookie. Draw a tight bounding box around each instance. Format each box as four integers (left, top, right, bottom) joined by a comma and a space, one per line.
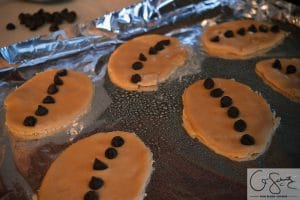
108, 34, 187, 91
201, 20, 287, 59
256, 58, 300, 103
182, 78, 279, 161
4, 69, 93, 140
38, 131, 153, 200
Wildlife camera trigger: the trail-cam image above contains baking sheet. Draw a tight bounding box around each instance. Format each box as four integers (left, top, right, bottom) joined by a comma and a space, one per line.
0, 0, 300, 199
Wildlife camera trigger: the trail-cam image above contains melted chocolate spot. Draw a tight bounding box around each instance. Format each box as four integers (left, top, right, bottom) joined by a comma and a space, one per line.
56, 69, 68, 76
54, 75, 63, 85
210, 36, 220, 42
154, 41, 165, 51
105, 148, 118, 159
161, 39, 170, 46
220, 96, 233, 107
131, 74, 142, 83
237, 27, 246, 36
6, 23, 16, 30
35, 105, 48, 116
203, 78, 214, 89
272, 59, 282, 70
149, 47, 157, 55
240, 134, 255, 145
286, 65, 297, 74
248, 25, 257, 33
47, 84, 58, 94
210, 88, 224, 97
259, 25, 269, 33
23, 116, 37, 126
224, 30, 234, 38
139, 53, 147, 61
227, 106, 239, 118
132, 62, 143, 70
93, 158, 108, 170
234, 119, 247, 132
270, 25, 280, 33
111, 136, 125, 147
84, 191, 99, 200
42, 96, 55, 104
89, 176, 104, 190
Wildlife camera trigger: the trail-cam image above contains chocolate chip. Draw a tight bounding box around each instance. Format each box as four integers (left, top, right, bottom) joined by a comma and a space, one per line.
240, 134, 255, 145
220, 96, 232, 107
65, 11, 77, 23
237, 27, 246, 36
272, 59, 282, 70
6, 23, 16, 30
111, 136, 125, 147
248, 25, 257, 33
56, 69, 68, 76
210, 36, 220, 42
270, 25, 280, 33
139, 53, 147, 61
224, 30, 234, 38
154, 42, 165, 51
89, 176, 104, 190
23, 116, 37, 126
227, 106, 239, 118
93, 158, 108, 170
84, 191, 99, 200
259, 25, 269, 33
161, 39, 170, 46
47, 84, 58, 94
105, 148, 118, 159
203, 78, 214, 89
149, 47, 157, 55
234, 119, 247, 132
286, 65, 297, 74
210, 88, 224, 97
43, 96, 55, 104
54, 75, 64, 85
35, 105, 48, 116
132, 62, 143, 70
49, 23, 59, 32
131, 74, 142, 83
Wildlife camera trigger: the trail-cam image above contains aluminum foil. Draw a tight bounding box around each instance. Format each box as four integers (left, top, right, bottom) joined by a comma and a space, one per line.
0, 0, 299, 199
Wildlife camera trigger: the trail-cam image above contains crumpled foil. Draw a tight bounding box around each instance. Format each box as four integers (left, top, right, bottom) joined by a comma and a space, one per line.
0, 0, 299, 199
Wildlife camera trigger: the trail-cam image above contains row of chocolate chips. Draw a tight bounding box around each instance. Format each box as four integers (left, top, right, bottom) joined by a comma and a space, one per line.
210, 24, 280, 43
272, 59, 297, 74
203, 78, 255, 145
84, 136, 125, 200
130, 39, 171, 84
23, 69, 68, 127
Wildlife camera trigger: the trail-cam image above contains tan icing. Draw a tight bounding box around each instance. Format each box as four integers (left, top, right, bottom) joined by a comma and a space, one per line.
201, 20, 287, 59
182, 78, 278, 161
38, 131, 153, 200
256, 58, 300, 103
4, 69, 93, 140
108, 34, 187, 91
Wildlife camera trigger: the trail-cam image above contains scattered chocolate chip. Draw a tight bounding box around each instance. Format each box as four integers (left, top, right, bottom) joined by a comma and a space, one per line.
259, 25, 269, 33
89, 176, 104, 190
105, 148, 118, 159
57, 69, 68, 76
111, 136, 125, 147
139, 53, 147, 61
47, 84, 58, 94
286, 65, 297, 74
203, 78, 214, 89
237, 27, 246, 36
23, 116, 37, 126
154, 41, 165, 51
35, 105, 48, 116
149, 47, 157, 55
132, 62, 143, 70
234, 119, 247, 132
270, 25, 280, 33
272, 59, 282, 70
160, 39, 170, 46
43, 96, 55, 104
84, 191, 99, 200
248, 25, 257, 33
131, 74, 142, 83
240, 134, 255, 145
49, 23, 59, 32
54, 75, 64, 85
224, 30, 234, 38
65, 11, 77, 23
52, 12, 63, 25
210, 88, 224, 97
227, 106, 239, 118
93, 158, 108, 170
6, 23, 16, 30
220, 96, 233, 107
210, 36, 220, 42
